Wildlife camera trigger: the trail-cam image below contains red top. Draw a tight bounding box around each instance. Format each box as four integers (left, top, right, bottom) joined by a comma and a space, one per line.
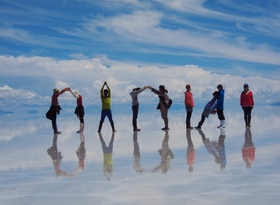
240, 90, 254, 107
242, 147, 255, 161
77, 95, 83, 106
185, 91, 194, 107
187, 149, 195, 166
51, 93, 60, 106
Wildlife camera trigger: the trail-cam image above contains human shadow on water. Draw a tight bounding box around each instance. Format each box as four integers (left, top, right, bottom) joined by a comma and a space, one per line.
242, 128, 255, 169
133, 131, 146, 173
186, 129, 195, 173
72, 132, 86, 176
196, 128, 227, 171
47, 134, 73, 178
98, 131, 115, 181
151, 130, 174, 174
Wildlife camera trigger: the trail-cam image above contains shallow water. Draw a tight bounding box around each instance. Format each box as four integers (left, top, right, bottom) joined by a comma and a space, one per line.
0, 104, 280, 205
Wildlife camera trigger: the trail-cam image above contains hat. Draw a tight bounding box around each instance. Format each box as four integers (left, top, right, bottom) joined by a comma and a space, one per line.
53, 88, 59, 93
74, 91, 79, 96
244, 83, 249, 87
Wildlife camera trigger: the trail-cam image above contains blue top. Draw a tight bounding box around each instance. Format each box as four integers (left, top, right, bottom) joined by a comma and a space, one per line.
217, 89, 225, 109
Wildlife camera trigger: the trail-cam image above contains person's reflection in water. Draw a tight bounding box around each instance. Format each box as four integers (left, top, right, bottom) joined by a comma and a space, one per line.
242, 128, 255, 169
216, 129, 227, 171
197, 129, 220, 168
133, 131, 146, 173
151, 130, 174, 174
186, 129, 195, 173
99, 132, 115, 181
73, 132, 86, 175
47, 134, 72, 178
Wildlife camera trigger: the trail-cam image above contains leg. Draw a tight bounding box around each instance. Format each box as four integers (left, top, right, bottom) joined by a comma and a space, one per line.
217, 109, 225, 128
98, 110, 106, 132
52, 113, 61, 134
161, 108, 169, 130
186, 111, 193, 129
132, 105, 139, 131
196, 115, 205, 128
107, 110, 116, 132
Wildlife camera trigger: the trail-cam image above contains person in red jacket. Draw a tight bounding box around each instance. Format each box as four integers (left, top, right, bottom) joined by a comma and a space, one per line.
240, 83, 254, 128
185, 84, 194, 129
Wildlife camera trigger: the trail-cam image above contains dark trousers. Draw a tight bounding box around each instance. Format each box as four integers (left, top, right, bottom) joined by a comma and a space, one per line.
51, 114, 57, 132
132, 105, 139, 130
242, 106, 253, 126
186, 111, 192, 128
197, 115, 206, 128
217, 109, 225, 120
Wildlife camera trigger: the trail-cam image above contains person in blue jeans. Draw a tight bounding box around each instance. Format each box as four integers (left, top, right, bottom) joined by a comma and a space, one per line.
97, 82, 116, 132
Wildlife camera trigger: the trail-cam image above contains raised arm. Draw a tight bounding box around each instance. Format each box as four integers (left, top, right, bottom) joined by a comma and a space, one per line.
69, 89, 79, 99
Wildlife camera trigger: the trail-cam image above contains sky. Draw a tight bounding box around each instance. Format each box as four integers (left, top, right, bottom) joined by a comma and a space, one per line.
0, 0, 280, 110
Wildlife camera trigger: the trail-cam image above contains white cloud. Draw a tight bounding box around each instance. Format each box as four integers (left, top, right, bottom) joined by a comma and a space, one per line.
0, 55, 280, 108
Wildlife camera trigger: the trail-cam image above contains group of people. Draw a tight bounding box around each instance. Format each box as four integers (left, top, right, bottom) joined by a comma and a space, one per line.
46, 82, 254, 134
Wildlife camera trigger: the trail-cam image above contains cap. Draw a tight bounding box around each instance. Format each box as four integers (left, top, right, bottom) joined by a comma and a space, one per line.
53, 88, 59, 93
244, 83, 249, 87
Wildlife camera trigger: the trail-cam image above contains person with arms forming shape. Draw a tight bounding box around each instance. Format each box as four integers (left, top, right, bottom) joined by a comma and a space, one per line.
185, 84, 194, 129
240, 83, 254, 128
130, 86, 148, 131
98, 82, 116, 132
69, 89, 85, 133
149, 85, 170, 130
47, 87, 69, 134
216, 84, 226, 128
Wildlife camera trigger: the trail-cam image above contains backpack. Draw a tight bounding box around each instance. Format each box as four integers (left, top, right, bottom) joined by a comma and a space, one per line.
168, 99, 172, 109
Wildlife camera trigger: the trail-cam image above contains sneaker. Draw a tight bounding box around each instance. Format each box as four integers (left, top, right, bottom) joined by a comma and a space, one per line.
76, 130, 83, 133
217, 125, 222, 128
187, 127, 194, 130
195, 126, 201, 129
246, 125, 251, 128
54, 131, 61, 134
134, 128, 141, 132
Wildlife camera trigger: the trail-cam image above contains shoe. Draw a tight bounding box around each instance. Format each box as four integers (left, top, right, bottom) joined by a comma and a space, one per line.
195, 126, 201, 129
187, 127, 194, 130
246, 125, 251, 128
217, 125, 222, 128
161, 127, 170, 130
76, 130, 83, 133
134, 128, 141, 131
54, 131, 61, 134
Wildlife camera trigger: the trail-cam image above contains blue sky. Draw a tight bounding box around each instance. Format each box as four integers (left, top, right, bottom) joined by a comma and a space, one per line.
0, 0, 279, 109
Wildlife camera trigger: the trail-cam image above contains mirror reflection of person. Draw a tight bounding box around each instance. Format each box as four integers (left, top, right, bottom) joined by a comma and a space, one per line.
47, 134, 72, 178
197, 129, 220, 168
242, 128, 255, 169
151, 130, 174, 174
99, 132, 115, 181
186, 129, 195, 173
73, 132, 86, 175
133, 131, 146, 173
216, 129, 227, 171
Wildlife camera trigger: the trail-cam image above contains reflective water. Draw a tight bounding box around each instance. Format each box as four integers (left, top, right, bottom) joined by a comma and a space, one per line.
1, 104, 280, 205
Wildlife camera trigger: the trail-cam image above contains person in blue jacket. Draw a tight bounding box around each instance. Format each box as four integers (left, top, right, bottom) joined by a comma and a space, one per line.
216, 84, 226, 128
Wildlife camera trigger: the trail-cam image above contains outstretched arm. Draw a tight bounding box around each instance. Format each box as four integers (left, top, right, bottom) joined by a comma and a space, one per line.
69, 88, 79, 99
59, 87, 70, 95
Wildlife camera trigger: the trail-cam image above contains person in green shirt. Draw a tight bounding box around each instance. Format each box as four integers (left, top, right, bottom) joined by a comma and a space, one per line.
98, 82, 116, 132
